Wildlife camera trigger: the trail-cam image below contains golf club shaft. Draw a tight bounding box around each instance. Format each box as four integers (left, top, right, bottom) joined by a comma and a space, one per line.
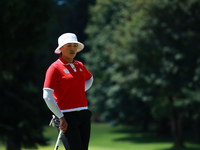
54, 130, 63, 150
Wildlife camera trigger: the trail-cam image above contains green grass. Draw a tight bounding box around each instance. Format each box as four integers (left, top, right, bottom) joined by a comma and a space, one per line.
0, 123, 200, 150
88, 123, 200, 150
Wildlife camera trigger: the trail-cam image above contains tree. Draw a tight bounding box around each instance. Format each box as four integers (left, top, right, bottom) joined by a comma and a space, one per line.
139, 0, 200, 146
0, 0, 55, 149
84, 0, 151, 125
84, 0, 200, 147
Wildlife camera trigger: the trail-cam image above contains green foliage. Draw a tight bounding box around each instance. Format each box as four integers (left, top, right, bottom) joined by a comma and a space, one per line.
84, 0, 156, 123
84, 0, 200, 135
0, 0, 55, 148
84, 0, 137, 121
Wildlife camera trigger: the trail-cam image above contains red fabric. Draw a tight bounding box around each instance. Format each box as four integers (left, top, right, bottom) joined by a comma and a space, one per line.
43, 57, 92, 111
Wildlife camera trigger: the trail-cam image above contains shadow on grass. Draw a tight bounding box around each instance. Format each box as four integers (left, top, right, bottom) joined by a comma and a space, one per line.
112, 125, 171, 143
160, 147, 200, 150
111, 125, 200, 150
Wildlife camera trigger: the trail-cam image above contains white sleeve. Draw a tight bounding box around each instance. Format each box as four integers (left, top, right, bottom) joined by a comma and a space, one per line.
85, 76, 93, 92
43, 88, 64, 119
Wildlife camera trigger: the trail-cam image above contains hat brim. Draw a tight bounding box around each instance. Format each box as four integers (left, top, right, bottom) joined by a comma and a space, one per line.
54, 41, 84, 54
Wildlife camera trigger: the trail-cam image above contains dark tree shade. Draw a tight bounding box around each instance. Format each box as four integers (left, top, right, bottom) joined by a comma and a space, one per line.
0, 0, 55, 149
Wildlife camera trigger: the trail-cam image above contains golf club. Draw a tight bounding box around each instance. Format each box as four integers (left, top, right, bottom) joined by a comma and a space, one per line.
54, 130, 63, 150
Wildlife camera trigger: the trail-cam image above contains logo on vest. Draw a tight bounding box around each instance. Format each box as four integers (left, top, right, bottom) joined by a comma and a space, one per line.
80, 68, 83, 71
64, 69, 70, 74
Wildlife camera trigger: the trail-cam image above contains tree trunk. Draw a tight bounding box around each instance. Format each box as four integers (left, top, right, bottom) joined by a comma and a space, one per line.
142, 119, 148, 132
157, 118, 170, 135
194, 117, 200, 144
169, 96, 184, 147
7, 134, 21, 150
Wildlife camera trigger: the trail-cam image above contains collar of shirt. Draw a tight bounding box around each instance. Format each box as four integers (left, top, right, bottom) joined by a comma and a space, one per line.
58, 56, 78, 66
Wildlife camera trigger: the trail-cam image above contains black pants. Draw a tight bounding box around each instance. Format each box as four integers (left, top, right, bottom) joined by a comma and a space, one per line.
54, 109, 92, 150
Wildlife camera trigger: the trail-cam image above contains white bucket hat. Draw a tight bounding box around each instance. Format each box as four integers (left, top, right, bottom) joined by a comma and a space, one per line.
54, 33, 84, 54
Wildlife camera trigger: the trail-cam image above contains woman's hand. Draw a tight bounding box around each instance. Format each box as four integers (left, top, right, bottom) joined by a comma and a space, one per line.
59, 116, 68, 133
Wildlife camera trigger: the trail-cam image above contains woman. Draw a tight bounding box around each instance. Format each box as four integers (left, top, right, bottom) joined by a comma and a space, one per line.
43, 33, 93, 150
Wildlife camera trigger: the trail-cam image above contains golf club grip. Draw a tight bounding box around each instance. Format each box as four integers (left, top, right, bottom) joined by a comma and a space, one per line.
54, 130, 63, 150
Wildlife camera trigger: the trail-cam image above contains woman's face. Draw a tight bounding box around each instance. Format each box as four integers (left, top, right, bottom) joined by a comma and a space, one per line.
60, 43, 78, 62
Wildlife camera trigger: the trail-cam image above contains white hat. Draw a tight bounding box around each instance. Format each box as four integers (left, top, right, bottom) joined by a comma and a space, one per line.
54, 33, 84, 54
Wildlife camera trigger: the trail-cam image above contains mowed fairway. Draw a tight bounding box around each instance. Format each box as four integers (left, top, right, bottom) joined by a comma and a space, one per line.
0, 123, 200, 150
